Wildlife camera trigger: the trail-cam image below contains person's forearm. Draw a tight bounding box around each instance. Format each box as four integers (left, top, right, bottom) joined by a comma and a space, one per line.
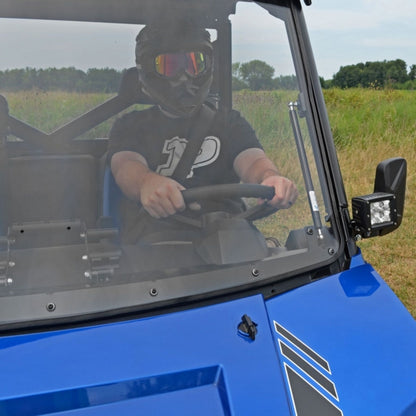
234, 148, 298, 209
234, 148, 281, 184
111, 152, 151, 201
243, 156, 280, 184
111, 151, 186, 218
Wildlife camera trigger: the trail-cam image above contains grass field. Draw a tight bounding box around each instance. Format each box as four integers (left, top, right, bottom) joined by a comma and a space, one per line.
2, 88, 415, 317
235, 88, 415, 317
325, 88, 416, 318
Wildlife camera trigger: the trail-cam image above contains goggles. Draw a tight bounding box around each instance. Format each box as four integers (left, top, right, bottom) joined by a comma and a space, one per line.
154, 51, 207, 78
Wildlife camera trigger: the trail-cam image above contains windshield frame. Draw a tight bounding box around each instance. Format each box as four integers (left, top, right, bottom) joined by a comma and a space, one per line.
0, 0, 348, 331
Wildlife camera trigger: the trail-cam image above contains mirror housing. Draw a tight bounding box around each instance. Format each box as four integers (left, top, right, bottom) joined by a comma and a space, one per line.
352, 157, 406, 238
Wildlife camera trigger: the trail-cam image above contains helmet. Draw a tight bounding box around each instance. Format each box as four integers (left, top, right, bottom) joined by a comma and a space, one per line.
135, 21, 213, 117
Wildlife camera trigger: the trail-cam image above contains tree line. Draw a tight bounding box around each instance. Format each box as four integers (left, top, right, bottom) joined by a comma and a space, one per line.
232, 60, 297, 91
323, 59, 416, 89
0, 61, 297, 93
0, 67, 122, 93
234, 59, 416, 90
1, 59, 416, 93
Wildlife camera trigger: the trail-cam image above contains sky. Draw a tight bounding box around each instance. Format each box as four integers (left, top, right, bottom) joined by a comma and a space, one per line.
302, 0, 416, 79
1, 0, 416, 80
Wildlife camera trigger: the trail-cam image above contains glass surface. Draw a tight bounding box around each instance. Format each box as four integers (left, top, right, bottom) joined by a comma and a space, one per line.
370, 200, 391, 225
0, 0, 339, 325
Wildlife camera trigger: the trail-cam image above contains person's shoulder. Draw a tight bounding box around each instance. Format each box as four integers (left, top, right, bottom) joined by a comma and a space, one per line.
213, 107, 251, 129
118, 106, 159, 123
216, 107, 257, 140
210, 105, 244, 121
112, 106, 159, 130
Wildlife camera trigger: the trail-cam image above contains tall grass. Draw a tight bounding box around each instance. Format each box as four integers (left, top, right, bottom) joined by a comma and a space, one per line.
324, 88, 416, 318
324, 88, 416, 149
2, 90, 147, 139
235, 88, 415, 317
234, 90, 322, 242
4, 90, 112, 133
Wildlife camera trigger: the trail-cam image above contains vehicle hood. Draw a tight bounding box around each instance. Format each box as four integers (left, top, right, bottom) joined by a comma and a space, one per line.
0, 253, 415, 415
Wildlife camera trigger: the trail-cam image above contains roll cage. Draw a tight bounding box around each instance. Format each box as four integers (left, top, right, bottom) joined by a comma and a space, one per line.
0, 0, 261, 141
0, 0, 304, 227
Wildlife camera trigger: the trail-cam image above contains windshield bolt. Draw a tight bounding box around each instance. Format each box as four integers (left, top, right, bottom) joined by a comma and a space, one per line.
328, 247, 335, 255
307, 227, 314, 235
8, 261, 15, 267
82, 255, 88, 261
84, 271, 91, 278
0, 277, 13, 286
149, 287, 158, 296
46, 302, 56, 312
251, 268, 260, 277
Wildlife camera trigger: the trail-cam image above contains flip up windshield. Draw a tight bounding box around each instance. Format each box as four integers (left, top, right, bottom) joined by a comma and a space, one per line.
0, 0, 340, 328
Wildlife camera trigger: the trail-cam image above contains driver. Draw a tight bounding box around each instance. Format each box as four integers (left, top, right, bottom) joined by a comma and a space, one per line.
108, 20, 298, 243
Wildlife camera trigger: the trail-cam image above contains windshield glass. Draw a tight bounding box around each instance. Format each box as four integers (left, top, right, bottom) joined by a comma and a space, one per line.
0, 0, 339, 326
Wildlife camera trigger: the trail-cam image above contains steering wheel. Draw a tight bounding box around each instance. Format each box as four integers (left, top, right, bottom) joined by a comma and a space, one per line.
170, 183, 278, 228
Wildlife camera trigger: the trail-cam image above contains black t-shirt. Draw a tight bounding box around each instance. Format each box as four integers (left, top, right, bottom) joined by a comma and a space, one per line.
108, 105, 262, 242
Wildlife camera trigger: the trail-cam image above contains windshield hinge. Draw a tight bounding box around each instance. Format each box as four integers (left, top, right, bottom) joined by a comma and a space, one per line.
238, 314, 258, 341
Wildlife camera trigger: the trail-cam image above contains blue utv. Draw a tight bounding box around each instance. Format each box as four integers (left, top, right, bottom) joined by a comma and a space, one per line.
0, 0, 415, 415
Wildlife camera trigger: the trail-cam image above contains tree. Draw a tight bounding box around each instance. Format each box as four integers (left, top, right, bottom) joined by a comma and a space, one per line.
332, 64, 363, 88
361, 61, 384, 88
385, 59, 407, 84
232, 62, 248, 91
239, 60, 275, 91
332, 60, 412, 89
273, 75, 298, 90
409, 65, 416, 81
84, 68, 121, 93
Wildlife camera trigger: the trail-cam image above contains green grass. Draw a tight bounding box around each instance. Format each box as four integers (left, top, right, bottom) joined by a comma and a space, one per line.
4, 90, 112, 133
3, 90, 148, 139
235, 88, 415, 317
324, 88, 416, 318
324, 88, 416, 149
3, 88, 415, 317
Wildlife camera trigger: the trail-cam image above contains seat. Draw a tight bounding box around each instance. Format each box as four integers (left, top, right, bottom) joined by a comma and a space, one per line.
101, 162, 123, 228
8, 154, 99, 227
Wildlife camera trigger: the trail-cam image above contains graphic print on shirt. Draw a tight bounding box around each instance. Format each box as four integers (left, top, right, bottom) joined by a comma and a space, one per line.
156, 136, 221, 178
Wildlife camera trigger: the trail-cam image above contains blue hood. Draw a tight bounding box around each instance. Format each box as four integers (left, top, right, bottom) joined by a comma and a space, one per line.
265, 254, 416, 416
0, 253, 415, 415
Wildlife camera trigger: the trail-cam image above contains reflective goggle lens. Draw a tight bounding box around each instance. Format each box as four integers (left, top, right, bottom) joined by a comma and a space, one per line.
155, 52, 206, 77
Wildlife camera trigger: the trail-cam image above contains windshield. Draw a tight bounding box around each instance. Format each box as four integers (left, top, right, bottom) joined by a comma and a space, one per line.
0, 0, 340, 327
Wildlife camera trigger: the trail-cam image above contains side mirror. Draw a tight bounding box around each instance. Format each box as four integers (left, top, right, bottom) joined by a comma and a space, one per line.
352, 157, 406, 238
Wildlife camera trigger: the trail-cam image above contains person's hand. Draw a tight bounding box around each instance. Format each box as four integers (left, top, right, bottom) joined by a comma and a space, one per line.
140, 172, 186, 218
260, 175, 298, 209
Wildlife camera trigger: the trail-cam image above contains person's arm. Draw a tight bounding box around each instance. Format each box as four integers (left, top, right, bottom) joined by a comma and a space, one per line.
233, 148, 298, 209
111, 150, 186, 218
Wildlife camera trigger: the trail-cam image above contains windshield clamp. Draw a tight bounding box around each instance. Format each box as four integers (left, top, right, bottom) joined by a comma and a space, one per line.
82, 228, 121, 282
238, 314, 258, 341
0, 236, 13, 286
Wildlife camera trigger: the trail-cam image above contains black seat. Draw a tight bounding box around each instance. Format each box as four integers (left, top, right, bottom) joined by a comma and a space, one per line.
8, 154, 99, 227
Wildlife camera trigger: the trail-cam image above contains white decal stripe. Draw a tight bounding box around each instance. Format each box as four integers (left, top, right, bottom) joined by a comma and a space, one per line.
279, 340, 339, 401
283, 363, 344, 416
274, 320, 331, 374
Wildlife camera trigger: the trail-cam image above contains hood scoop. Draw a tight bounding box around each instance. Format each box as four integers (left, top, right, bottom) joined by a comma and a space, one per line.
1, 366, 231, 415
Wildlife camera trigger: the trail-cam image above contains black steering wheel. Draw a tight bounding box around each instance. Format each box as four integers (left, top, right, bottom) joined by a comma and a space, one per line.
170, 183, 278, 228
